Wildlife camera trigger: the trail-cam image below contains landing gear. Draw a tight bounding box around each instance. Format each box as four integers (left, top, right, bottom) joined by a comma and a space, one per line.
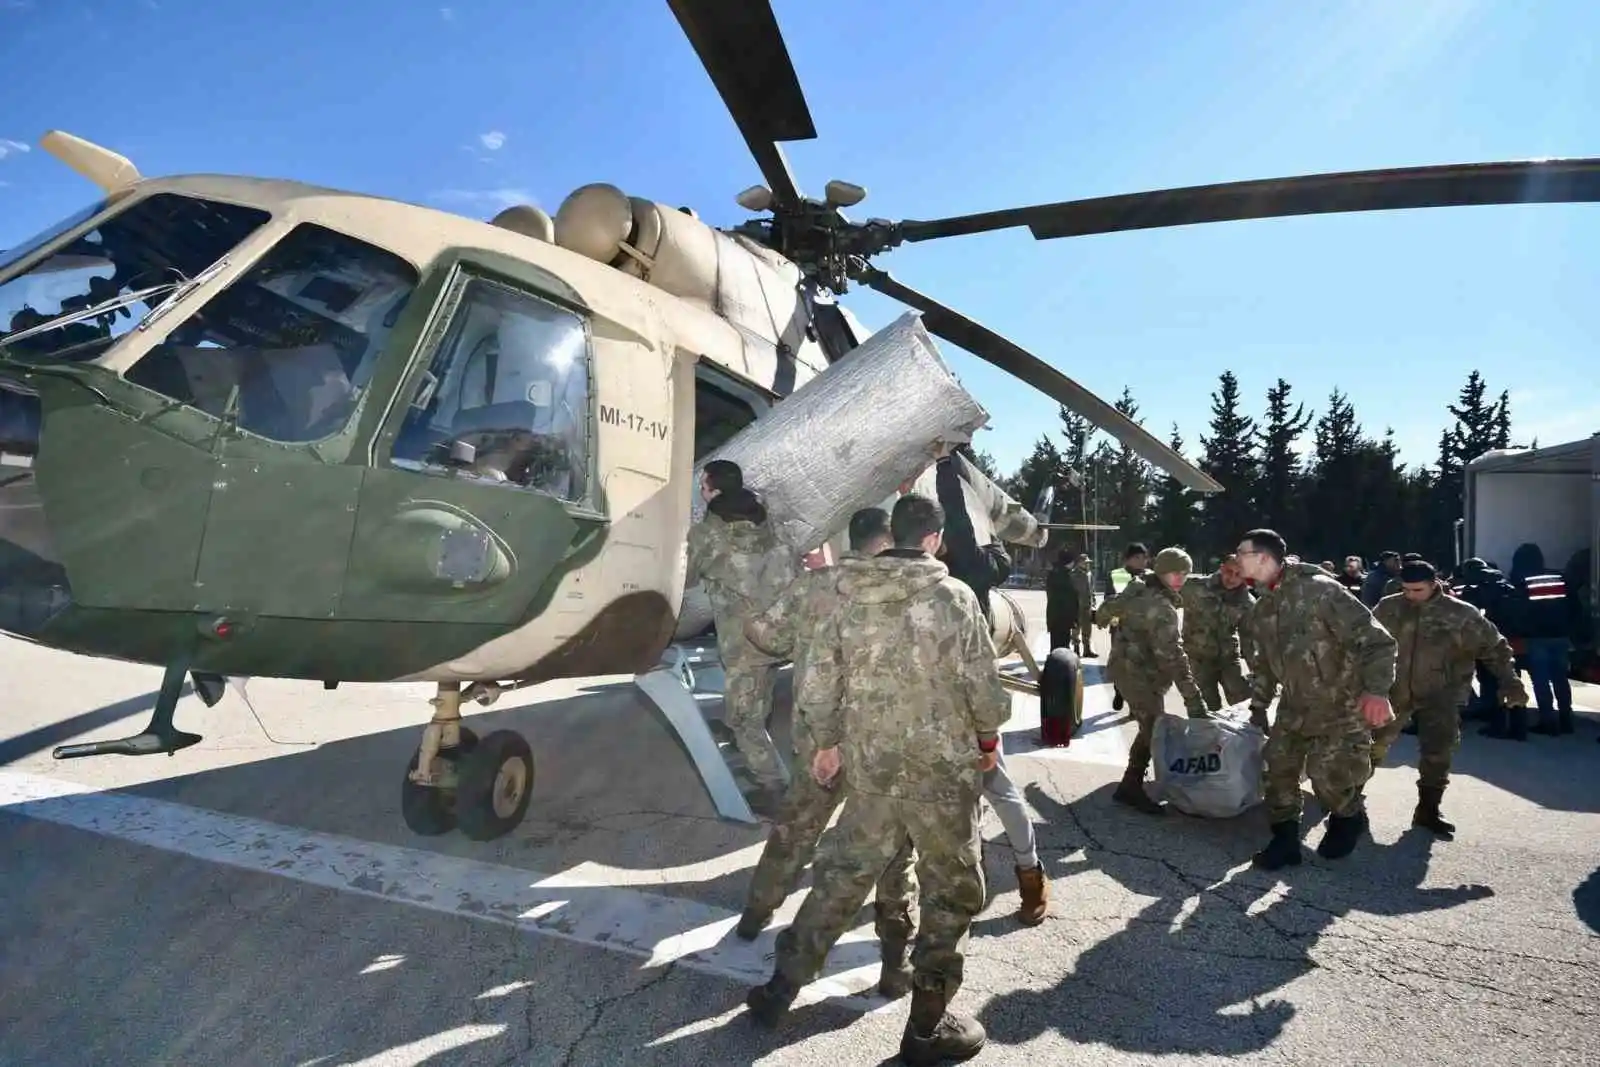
401, 682, 536, 841
53, 657, 204, 759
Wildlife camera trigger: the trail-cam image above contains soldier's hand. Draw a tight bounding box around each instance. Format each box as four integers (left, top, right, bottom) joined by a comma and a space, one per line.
1358, 693, 1395, 729
811, 746, 842, 786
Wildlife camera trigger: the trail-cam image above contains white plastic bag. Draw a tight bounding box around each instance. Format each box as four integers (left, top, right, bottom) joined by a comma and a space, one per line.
1151, 704, 1265, 818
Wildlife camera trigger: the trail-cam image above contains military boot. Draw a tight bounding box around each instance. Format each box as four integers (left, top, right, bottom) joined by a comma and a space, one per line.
874, 902, 914, 1000
1412, 784, 1455, 837
744, 971, 800, 1028
900, 985, 986, 1065
1252, 820, 1304, 870
1531, 710, 1562, 736
1316, 810, 1368, 860
1508, 706, 1529, 741
1015, 864, 1049, 926
1478, 707, 1515, 740
734, 906, 771, 941
1558, 708, 1576, 734
1113, 765, 1165, 816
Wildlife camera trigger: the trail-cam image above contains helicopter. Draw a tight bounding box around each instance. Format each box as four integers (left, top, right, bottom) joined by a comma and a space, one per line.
3, 0, 1599, 843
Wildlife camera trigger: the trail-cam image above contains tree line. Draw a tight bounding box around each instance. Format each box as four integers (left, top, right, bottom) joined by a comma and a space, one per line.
969, 369, 1530, 571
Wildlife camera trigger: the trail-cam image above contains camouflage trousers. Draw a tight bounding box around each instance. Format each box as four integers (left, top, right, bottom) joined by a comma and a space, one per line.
1117, 682, 1166, 776
722, 661, 785, 788
1263, 723, 1373, 824
1189, 654, 1251, 712
1372, 698, 1460, 791
774, 789, 985, 998
742, 763, 917, 932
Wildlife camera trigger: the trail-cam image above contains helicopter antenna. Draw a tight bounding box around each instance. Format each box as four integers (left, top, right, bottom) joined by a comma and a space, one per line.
227, 677, 319, 749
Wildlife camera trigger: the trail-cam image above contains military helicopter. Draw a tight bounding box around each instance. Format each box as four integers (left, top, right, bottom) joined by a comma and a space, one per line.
3, 0, 1599, 843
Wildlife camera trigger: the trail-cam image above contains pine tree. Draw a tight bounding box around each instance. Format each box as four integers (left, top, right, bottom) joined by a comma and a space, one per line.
1150, 423, 1199, 550
1107, 387, 1152, 541
1305, 389, 1365, 559
1252, 378, 1313, 545
1198, 371, 1258, 555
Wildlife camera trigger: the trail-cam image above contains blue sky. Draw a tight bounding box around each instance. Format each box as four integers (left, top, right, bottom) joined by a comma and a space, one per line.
2, 0, 1597, 479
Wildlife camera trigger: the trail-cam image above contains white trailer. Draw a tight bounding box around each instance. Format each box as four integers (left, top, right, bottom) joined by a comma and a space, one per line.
1462, 432, 1599, 676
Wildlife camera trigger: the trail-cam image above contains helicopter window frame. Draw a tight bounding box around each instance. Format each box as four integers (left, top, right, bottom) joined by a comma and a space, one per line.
385, 264, 598, 512
119, 219, 422, 448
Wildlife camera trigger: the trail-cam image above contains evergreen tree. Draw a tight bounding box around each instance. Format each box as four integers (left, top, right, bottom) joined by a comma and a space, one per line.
1198, 371, 1258, 555
1305, 389, 1365, 559
1252, 378, 1314, 546
1150, 423, 1199, 550
1106, 387, 1152, 541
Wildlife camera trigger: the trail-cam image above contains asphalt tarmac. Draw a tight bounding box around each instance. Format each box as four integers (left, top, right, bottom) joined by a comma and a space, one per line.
1, 589, 1596, 1066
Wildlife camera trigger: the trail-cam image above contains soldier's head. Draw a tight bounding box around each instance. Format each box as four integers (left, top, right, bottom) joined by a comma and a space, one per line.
1400, 559, 1439, 602
891, 493, 945, 555
1236, 528, 1287, 584
848, 507, 893, 555
701, 459, 742, 503
1123, 542, 1150, 573
1379, 549, 1402, 575
1344, 554, 1364, 577
1218, 553, 1246, 589
1076, 551, 1091, 570
1152, 546, 1193, 591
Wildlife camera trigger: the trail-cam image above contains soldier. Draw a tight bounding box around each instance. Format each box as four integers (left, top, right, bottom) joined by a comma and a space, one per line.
737, 507, 919, 998
1237, 528, 1398, 869
1096, 546, 1209, 815
745, 494, 1008, 1065
1372, 559, 1528, 837
1107, 543, 1150, 711
685, 459, 800, 812
1071, 553, 1096, 656
1045, 548, 1083, 654
1181, 553, 1257, 712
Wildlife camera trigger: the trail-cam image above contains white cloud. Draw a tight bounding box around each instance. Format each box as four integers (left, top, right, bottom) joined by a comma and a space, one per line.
430, 188, 538, 213
478, 130, 506, 152
439, 6, 455, 21
2, 0, 36, 11
0, 139, 30, 160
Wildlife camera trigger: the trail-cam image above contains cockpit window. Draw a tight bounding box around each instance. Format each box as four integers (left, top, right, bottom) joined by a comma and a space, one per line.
0, 197, 107, 278
0, 194, 269, 362
392, 276, 591, 503
127, 223, 419, 444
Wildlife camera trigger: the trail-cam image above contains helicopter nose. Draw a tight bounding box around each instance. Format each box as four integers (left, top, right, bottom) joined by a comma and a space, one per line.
0, 388, 72, 637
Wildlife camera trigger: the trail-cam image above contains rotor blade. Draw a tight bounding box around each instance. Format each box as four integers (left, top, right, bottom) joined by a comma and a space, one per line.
861, 268, 1223, 494
897, 156, 1600, 243
667, 0, 816, 205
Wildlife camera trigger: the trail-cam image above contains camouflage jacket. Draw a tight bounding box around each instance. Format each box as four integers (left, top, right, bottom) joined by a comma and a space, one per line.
1181, 572, 1257, 666
1070, 568, 1093, 617
799, 549, 1011, 802
745, 552, 867, 755
1100, 573, 1205, 712
1246, 561, 1398, 733
1374, 583, 1529, 709
685, 493, 800, 668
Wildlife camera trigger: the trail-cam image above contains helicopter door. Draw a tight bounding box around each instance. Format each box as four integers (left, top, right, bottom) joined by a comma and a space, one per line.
340, 268, 602, 626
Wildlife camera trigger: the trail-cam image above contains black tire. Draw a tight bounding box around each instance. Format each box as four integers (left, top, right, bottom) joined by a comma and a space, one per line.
455, 730, 535, 842
400, 726, 479, 836
1041, 648, 1083, 728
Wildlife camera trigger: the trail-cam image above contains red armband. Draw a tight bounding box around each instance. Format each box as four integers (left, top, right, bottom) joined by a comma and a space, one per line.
977, 737, 999, 753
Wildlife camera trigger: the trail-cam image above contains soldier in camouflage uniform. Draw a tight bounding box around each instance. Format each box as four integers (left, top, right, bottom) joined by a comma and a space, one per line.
1096, 546, 1209, 815
1373, 559, 1528, 837
685, 460, 802, 809
736, 507, 919, 999
1237, 528, 1398, 870
745, 494, 1008, 1066
1070, 554, 1096, 656
1181, 554, 1257, 712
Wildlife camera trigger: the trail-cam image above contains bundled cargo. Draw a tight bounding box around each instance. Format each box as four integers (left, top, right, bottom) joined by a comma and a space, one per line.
1150, 705, 1266, 819
696, 311, 988, 554
675, 312, 988, 637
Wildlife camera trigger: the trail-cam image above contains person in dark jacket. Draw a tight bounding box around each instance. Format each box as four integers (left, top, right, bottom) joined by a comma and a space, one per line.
1362, 550, 1402, 607
1045, 550, 1087, 653
1504, 542, 1579, 735
1453, 557, 1517, 726
1337, 555, 1366, 594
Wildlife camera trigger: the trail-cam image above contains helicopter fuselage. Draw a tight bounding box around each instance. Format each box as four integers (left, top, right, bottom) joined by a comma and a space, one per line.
0, 173, 838, 685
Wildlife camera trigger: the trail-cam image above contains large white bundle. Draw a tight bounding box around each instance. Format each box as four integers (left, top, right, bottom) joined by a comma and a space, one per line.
696, 311, 989, 555
1150, 705, 1266, 819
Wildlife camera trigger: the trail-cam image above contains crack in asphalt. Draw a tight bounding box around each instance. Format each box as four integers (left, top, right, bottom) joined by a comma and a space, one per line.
551, 963, 678, 1067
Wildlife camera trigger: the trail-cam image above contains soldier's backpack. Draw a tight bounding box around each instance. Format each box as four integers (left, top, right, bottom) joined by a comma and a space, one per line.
1150, 705, 1265, 819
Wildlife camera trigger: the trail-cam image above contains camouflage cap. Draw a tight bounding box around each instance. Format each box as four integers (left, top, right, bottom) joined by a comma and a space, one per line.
1152, 546, 1194, 576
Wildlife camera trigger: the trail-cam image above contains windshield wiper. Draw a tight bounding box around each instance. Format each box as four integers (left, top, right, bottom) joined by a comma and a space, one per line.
134, 255, 230, 333
0, 281, 181, 352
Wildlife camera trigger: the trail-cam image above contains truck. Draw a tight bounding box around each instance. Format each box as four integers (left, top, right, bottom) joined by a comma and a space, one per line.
1460, 432, 1598, 681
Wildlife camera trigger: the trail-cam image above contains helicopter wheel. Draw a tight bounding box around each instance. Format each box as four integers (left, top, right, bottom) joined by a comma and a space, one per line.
454, 730, 535, 842
400, 726, 479, 836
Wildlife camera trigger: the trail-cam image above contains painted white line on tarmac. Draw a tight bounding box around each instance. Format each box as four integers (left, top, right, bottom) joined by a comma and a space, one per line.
0, 771, 896, 1015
